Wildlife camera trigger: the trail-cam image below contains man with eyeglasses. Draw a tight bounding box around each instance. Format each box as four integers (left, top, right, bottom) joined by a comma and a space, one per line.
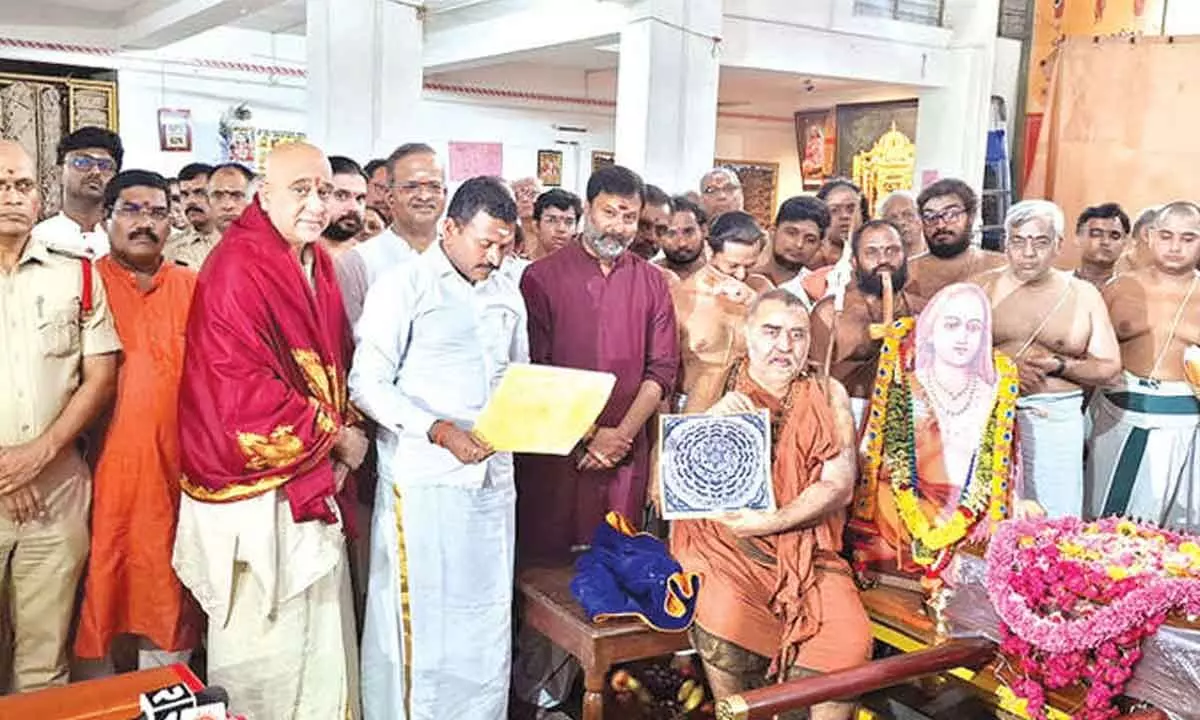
32, 126, 123, 258
972, 200, 1120, 518
511, 176, 543, 244
1073, 202, 1131, 289
0, 139, 120, 691
810, 220, 925, 429
526, 187, 582, 261
699, 167, 744, 221
878, 190, 926, 257
654, 194, 709, 284
336, 143, 447, 326
173, 142, 364, 718
163, 163, 219, 270
907, 178, 1005, 301
1089, 201, 1200, 529
75, 170, 200, 677
319, 156, 368, 261
631, 183, 671, 261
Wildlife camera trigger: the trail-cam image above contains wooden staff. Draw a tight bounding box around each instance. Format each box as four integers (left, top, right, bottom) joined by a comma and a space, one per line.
821, 242, 855, 397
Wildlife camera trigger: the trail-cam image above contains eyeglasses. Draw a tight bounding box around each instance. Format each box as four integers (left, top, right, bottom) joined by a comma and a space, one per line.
921, 206, 966, 226
702, 184, 740, 197
68, 155, 116, 174
393, 181, 445, 195
113, 202, 170, 221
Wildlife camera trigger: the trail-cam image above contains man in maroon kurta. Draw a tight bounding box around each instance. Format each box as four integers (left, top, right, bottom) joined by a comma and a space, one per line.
517, 165, 679, 564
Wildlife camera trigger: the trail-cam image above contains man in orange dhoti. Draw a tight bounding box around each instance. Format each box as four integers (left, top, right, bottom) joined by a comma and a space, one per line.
76, 170, 201, 670
671, 289, 870, 720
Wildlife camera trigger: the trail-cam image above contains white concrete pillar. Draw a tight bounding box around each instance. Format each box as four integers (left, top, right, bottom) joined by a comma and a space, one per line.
306, 0, 423, 160
913, 0, 1000, 191
614, 0, 721, 193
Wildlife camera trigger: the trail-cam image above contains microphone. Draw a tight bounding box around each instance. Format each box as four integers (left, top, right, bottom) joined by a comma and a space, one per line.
137, 683, 231, 720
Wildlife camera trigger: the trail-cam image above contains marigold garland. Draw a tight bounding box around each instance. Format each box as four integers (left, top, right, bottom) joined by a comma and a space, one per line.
858, 317, 1019, 572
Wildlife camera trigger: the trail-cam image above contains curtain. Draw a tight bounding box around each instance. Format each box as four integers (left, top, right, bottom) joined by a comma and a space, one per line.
1026, 35, 1200, 267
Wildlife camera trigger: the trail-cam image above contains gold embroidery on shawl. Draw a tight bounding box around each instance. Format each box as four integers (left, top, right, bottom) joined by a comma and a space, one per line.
237, 425, 304, 471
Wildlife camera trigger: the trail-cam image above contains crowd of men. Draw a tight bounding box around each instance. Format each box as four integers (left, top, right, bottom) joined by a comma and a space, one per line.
0, 123, 1197, 720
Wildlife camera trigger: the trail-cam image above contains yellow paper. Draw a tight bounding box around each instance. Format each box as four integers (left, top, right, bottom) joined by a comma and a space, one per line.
473, 363, 617, 455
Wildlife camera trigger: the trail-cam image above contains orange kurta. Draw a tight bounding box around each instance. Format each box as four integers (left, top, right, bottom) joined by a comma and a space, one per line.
75, 258, 201, 658
671, 370, 871, 672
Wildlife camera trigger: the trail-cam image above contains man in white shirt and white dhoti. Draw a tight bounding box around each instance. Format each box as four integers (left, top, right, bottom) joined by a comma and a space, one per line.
350, 176, 527, 720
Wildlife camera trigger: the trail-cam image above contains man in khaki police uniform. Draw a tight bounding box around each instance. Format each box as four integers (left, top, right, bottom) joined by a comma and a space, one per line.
163, 162, 219, 270
0, 139, 120, 692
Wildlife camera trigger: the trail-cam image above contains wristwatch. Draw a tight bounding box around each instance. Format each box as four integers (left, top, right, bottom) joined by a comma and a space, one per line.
1047, 355, 1067, 378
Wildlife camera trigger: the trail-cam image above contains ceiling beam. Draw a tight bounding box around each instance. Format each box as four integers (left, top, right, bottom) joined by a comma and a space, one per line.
423, 0, 632, 73
117, 0, 287, 50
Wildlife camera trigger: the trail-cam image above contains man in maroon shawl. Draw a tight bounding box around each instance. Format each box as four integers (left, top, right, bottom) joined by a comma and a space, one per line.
517, 164, 679, 564
171, 143, 366, 720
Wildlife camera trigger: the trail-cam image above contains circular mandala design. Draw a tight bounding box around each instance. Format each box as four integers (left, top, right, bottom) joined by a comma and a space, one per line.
666, 416, 765, 511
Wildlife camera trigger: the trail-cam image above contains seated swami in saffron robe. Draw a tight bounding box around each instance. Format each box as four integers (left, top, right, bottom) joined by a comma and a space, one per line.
851, 283, 1027, 581
172, 144, 364, 720
671, 289, 870, 720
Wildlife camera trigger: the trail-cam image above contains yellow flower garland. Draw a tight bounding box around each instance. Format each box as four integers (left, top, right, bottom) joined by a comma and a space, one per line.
856, 318, 1019, 566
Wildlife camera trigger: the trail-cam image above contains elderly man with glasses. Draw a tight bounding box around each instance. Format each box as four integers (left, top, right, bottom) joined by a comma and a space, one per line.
906, 178, 1006, 302
336, 143, 447, 326
699, 167, 744, 222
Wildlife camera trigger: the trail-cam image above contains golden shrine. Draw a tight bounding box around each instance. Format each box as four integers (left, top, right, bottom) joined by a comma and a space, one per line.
852, 122, 915, 216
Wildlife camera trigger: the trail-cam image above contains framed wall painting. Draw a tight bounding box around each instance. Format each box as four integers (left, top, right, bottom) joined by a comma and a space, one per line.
794, 109, 836, 190
834, 100, 918, 179
591, 150, 614, 173
713, 158, 779, 230
157, 108, 192, 152
537, 149, 563, 187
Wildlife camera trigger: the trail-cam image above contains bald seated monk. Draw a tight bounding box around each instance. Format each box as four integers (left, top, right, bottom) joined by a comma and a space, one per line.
907, 178, 1005, 301
172, 142, 366, 719
672, 289, 870, 720
669, 211, 773, 413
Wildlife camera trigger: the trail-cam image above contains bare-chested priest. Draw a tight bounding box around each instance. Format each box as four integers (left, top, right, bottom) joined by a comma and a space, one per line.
1089, 201, 1200, 528
908, 178, 1005, 302
654, 195, 708, 284
669, 211, 773, 412
811, 220, 925, 429
1073, 202, 1130, 289
972, 200, 1121, 518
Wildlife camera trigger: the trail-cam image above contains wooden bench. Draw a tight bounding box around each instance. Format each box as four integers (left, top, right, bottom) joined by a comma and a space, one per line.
517, 565, 692, 720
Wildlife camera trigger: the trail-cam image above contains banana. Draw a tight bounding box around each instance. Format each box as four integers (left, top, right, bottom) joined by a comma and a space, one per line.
683, 684, 705, 712
676, 678, 697, 703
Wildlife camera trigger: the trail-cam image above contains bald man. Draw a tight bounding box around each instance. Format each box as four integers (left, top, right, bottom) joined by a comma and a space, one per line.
173, 142, 364, 719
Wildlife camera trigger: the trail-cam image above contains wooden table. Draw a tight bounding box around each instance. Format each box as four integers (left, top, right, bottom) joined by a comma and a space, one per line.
517, 566, 692, 720
0, 664, 203, 719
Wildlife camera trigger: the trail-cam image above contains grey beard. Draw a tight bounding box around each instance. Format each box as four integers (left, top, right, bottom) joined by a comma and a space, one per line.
584, 226, 631, 260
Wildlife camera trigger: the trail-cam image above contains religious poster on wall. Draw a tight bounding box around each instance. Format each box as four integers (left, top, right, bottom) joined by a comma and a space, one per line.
448, 141, 503, 182
713, 158, 778, 230
591, 150, 614, 173
537, 149, 563, 187
253, 130, 306, 173
794, 109, 836, 190
226, 127, 255, 164
157, 109, 192, 152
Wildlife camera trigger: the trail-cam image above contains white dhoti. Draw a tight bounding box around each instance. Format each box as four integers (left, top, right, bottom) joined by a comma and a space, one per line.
1016, 390, 1086, 518
362, 470, 516, 720
1086, 373, 1200, 529
173, 490, 359, 720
